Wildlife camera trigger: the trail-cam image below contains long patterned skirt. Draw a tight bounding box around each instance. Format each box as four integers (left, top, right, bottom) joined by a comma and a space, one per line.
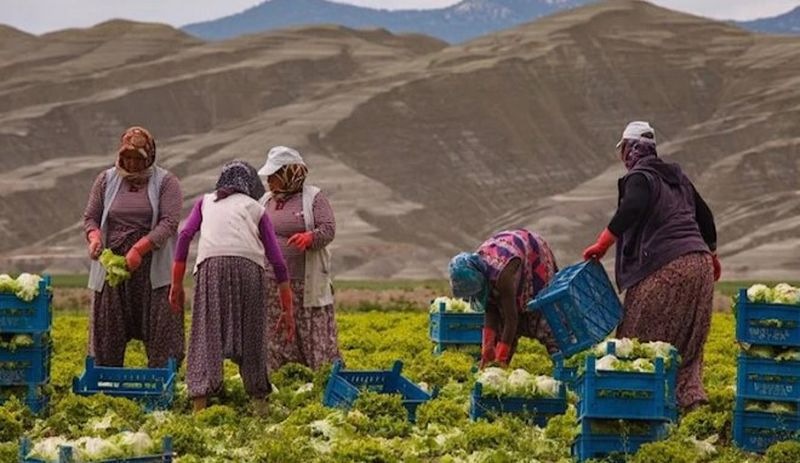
265, 279, 342, 371
187, 257, 271, 399
89, 236, 184, 368
617, 252, 715, 409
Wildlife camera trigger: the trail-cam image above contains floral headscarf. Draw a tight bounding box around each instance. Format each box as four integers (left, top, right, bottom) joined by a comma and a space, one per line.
116, 126, 156, 185
271, 163, 308, 197
215, 160, 266, 201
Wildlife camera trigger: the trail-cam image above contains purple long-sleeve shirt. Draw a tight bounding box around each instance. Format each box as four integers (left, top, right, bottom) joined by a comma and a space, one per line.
174, 197, 289, 283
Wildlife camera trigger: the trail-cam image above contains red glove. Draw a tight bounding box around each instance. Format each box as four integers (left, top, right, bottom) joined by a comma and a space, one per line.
87, 229, 103, 260
582, 228, 617, 261
169, 262, 186, 314
495, 342, 512, 367
479, 328, 497, 369
287, 231, 314, 251
274, 282, 296, 343
712, 253, 721, 282
126, 237, 153, 272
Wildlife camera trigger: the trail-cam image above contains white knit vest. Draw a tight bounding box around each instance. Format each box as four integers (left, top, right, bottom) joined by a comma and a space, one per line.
194, 193, 266, 273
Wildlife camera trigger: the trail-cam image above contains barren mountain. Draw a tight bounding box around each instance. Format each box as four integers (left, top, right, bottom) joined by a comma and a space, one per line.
1, 0, 798, 280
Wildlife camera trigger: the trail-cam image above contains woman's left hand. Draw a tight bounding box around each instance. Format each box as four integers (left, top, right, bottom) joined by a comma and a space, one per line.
126, 237, 153, 272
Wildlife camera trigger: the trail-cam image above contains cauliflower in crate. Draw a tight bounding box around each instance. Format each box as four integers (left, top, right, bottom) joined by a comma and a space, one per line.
430, 296, 477, 313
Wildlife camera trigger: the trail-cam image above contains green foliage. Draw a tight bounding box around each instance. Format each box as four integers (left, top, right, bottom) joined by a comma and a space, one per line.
98, 249, 130, 287
14, 300, 762, 462
630, 438, 701, 463
765, 441, 800, 463
416, 398, 468, 428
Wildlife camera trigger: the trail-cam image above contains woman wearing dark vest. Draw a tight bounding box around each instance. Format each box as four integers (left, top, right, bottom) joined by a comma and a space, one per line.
449, 229, 559, 368
83, 126, 185, 368
258, 146, 342, 371
583, 121, 720, 412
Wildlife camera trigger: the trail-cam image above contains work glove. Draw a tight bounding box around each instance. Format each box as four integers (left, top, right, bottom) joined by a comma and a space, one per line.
87, 229, 103, 260
287, 231, 314, 251
712, 253, 721, 282
495, 342, 512, 367
169, 261, 186, 314
274, 282, 296, 343
479, 327, 497, 369
126, 237, 153, 272
582, 228, 617, 261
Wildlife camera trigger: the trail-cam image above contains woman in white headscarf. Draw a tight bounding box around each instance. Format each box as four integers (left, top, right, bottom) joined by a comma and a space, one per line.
258, 146, 342, 371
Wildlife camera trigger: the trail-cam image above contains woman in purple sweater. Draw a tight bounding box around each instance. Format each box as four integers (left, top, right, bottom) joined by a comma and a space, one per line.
170, 160, 294, 413
583, 121, 720, 412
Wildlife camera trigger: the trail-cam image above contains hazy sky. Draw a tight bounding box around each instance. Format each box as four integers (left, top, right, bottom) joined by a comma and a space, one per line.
3, 0, 798, 34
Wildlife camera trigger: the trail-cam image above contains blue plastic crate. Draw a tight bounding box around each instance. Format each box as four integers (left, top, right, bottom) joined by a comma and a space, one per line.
429, 302, 483, 346
0, 276, 52, 334
553, 353, 578, 388
528, 261, 622, 357
72, 357, 176, 411
0, 384, 48, 414
737, 354, 800, 402
0, 334, 51, 385
19, 436, 173, 463
576, 356, 672, 421
733, 410, 800, 454
573, 421, 668, 463
322, 360, 433, 422
735, 395, 800, 418
469, 381, 567, 427
736, 289, 800, 346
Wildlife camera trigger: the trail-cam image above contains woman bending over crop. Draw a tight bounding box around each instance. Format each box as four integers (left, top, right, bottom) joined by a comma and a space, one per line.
83, 126, 184, 368
449, 229, 559, 368
582, 121, 719, 412
170, 161, 293, 413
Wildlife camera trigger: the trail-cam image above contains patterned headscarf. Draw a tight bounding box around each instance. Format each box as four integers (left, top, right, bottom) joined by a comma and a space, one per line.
215, 160, 266, 201
116, 126, 156, 185
449, 252, 489, 310
271, 164, 308, 196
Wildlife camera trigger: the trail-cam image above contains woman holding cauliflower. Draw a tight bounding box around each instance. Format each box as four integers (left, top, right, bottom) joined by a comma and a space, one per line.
582, 121, 719, 411
82, 126, 184, 368
448, 229, 558, 368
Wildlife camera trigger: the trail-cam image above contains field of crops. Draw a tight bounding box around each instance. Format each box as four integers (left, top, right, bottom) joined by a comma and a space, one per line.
2, 282, 800, 463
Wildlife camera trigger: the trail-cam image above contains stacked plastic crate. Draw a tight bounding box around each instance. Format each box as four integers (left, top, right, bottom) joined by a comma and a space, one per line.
428, 300, 483, 355
733, 288, 800, 453
571, 344, 678, 461
527, 261, 676, 461
0, 275, 52, 413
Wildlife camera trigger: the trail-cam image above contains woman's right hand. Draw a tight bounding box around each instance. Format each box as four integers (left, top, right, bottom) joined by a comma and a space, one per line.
87, 230, 103, 260
169, 284, 185, 314
479, 327, 497, 369
274, 282, 296, 343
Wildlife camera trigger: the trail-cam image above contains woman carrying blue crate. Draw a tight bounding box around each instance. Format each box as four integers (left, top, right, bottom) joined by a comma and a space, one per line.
83, 127, 185, 369
170, 160, 294, 413
583, 121, 719, 412
449, 229, 559, 369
